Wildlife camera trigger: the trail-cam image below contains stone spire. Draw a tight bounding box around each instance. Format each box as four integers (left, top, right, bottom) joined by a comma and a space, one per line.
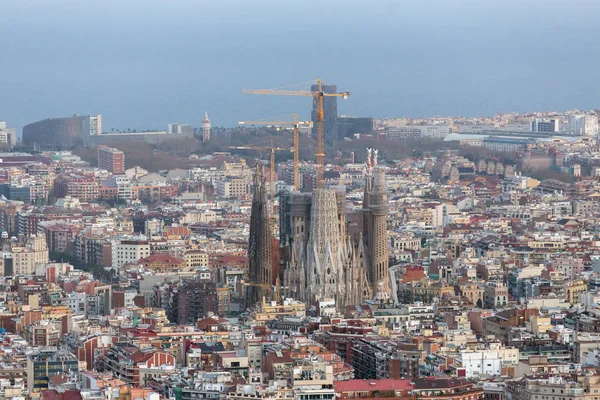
367, 165, 391, 301
279, 147, 392, 311
247, 164, 273, 305
306, 188, 346, 308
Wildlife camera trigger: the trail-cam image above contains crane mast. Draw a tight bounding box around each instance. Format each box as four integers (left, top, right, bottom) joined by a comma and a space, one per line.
293, 114, 299, 191
238, 114, 312, 191
228, 141, 292, 218
242, 79, 349, 189
315, 79, 325, 189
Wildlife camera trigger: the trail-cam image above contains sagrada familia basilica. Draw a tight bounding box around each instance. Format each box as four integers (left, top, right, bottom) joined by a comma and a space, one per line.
248, 149, 391, 311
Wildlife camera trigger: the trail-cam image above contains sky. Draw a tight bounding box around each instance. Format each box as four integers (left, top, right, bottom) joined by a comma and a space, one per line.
1, 0, 600, 134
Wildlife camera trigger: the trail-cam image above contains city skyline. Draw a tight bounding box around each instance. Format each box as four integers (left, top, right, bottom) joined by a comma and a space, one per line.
2, 0, 600, 133
4, 1, 600, 397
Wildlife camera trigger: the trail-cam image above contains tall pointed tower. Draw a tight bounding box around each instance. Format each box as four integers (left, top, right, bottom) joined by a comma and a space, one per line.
306, 188, 346, 308
247, 165, 273, 305
364, 149, 391, 301
202, 112, 211, 142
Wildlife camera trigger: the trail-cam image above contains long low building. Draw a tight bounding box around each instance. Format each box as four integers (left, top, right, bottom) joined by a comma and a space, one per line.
444, 131, 587, 144
387, 125, 451, 140
83, 131, 192, 147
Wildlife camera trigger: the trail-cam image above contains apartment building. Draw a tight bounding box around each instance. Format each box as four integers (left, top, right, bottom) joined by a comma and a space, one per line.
111, 240, 151, 271
98, 145, 125, 174
216, 177, 248, 198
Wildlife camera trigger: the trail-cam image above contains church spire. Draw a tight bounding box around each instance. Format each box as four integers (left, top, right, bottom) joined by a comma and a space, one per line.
247, 164, 273, 305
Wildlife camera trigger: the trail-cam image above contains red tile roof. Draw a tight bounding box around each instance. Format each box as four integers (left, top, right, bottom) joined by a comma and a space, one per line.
63, 390, 83, 400
334, 379, 413, 393
139, 254, 184, 264
164, 226, 191, 237
42, 390, 63, 400
129, 350, 156, 363
413, 377, 470, 389
197, 317, 229, 330
50, 374, 69, 385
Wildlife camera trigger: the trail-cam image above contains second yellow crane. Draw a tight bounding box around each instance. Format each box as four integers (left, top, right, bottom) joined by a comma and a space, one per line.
238, 114, 312, 191
228, 140, 293, 218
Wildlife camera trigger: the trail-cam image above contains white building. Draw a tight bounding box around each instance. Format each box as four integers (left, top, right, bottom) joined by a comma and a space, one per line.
551, 201, 573, 217
168, 123, 193, 135
579, 290, 600, 307
111, 239, 150, 271
455, 124, 496, 133
429, 202, 459, 227
568, 114, 599, 136
459, 350, 503, 378
119, 290, 138, 308
458, 345, 519, 378
419, 125, 452, 139
407, 303, 435, 321
105, 175, 132, 200
83, 115, 102, 136
547, 325, 575, 345
496, 123, 531, 132
0, 121, 17, 147
182, 210, 218, 225
387, 125, 451, 140
582, 347, 600, 367
68, 292, 87, 315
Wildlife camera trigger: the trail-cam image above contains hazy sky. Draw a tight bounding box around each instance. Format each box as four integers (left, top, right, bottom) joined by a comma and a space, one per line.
1, 0, 600, 134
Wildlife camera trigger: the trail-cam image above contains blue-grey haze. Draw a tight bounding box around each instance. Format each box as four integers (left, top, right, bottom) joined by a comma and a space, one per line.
1, 0, 599, 135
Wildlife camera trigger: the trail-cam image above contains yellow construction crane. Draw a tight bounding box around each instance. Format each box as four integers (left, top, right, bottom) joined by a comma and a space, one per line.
228, 141, 293, 217
242, 278, 284, 303
242, 79, 350, 189
238, 114, 312, 191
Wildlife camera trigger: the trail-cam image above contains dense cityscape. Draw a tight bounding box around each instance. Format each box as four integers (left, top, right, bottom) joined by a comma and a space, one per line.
4, 0, 600, 398
2, 84, 600, 400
